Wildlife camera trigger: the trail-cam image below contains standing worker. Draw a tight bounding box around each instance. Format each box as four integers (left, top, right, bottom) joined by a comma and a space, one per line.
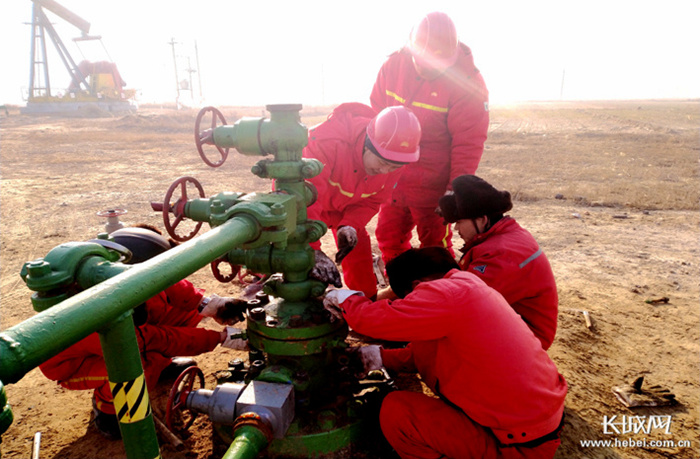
304, 102, 421, 299
371, 11, 490, 266
437, 175, 559, 349
39, 227, 247, 440
324, 247, 567, 459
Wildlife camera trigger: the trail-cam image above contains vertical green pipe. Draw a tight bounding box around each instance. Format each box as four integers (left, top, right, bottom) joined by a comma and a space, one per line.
222, 426, 269, 459
99, 314, 160, 459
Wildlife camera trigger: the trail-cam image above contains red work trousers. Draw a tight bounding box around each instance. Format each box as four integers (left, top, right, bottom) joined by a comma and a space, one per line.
332, 225, 377, 299
78, 350, 172, 415
376, 202, 454, 266
380, 391, 561, 459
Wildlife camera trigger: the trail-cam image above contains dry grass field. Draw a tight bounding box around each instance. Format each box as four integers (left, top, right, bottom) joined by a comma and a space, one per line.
1, 99, 698, 458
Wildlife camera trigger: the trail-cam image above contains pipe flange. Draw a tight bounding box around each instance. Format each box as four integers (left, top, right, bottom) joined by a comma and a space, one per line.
232, 412, 273, 442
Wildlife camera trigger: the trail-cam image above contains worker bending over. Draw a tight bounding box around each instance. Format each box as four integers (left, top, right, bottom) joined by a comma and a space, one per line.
371, 12, 490, 265
304, 103, 421, 299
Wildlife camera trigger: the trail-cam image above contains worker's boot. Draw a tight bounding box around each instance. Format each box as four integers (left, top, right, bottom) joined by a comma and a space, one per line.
159, 357, 197, 382
91, 398, 121, 440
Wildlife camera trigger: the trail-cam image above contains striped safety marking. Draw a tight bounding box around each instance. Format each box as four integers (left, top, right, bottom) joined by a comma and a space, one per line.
110, 374, 152, 424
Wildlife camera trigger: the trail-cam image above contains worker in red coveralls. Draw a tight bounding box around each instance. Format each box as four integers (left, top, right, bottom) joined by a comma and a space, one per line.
376, 175, 558, 349
437, 175, 559, 349
370, 11, 489, 266
304, 103, 421, 299
39, 227, 248, 440
324, 247, 567, 459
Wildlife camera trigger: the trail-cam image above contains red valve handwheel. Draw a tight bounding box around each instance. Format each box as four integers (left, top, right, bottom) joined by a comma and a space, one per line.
211, 258, 241, 283
195, 106, 229, 167
162, 176, 205, 242
165, 365, 205, 432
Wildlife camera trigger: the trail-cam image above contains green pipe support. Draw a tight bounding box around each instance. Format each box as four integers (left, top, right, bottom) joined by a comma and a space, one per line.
0, 216, 260, 385
99, 313, 159, 459
222, 425, 270, 459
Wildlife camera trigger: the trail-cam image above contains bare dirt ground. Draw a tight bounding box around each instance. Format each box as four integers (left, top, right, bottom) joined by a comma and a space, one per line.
1, 100, 698, 459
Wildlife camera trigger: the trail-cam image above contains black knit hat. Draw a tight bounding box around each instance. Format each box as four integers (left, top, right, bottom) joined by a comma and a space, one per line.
386, 247, 459, 298
111, 227, 171, 264
438, 175, 512, 223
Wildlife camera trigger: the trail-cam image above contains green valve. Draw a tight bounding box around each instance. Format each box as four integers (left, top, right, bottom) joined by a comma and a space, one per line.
2, 103, 394, 459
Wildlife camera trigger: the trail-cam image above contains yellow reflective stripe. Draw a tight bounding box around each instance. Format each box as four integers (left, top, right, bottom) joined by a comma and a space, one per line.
110, 374, 152, 424
329, 179, 381, 198
329, 179, 354, 197
411, 101, 449, 113
94, 398, 113, 414
65, 375, 109, 384
440, 224, 451, 248
385, 90, 448, 113
385, 90, 406, 104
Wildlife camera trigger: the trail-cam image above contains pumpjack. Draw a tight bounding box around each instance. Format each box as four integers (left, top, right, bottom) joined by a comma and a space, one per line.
0, 105, 393, 458
22, 0, 136, 114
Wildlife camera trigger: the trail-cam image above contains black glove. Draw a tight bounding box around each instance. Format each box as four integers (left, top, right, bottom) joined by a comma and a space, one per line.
335, 226, 358, 263
200, 295, 248, 325
310, 250, 343, 288
346, 345, 384, 379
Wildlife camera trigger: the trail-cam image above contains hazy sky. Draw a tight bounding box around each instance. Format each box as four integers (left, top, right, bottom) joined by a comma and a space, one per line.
1, 0, 698, 107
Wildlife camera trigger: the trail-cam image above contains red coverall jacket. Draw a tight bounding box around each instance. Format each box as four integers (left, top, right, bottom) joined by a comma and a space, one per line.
370, 45, 489, 208
305, 102, 404, 297
458, 216, 559, 349
341, 270, 567, 458
40, 279, 221, 414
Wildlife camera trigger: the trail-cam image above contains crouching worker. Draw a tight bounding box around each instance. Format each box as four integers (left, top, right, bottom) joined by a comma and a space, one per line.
39, 227, 248, 440
324, 247, 567, 459
378, 174, 559, 349
437, 174, 559, 349
304, 103, 421, 299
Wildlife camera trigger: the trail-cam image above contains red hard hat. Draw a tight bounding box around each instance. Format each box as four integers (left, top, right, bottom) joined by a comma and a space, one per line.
366, 106, 421, 163
408, 12, 459, 71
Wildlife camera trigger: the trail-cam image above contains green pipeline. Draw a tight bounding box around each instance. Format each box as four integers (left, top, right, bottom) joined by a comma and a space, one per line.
0, 216, 259, 385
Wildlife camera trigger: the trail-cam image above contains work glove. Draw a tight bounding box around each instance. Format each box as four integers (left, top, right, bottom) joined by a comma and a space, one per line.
310, 250, 342, 288
221, 327, 249, 350
347, 345, 384, 379
335, 226, 358, 263
199, 294, 247, 325
612, 376, 677, 407
322, 289, 363, 322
